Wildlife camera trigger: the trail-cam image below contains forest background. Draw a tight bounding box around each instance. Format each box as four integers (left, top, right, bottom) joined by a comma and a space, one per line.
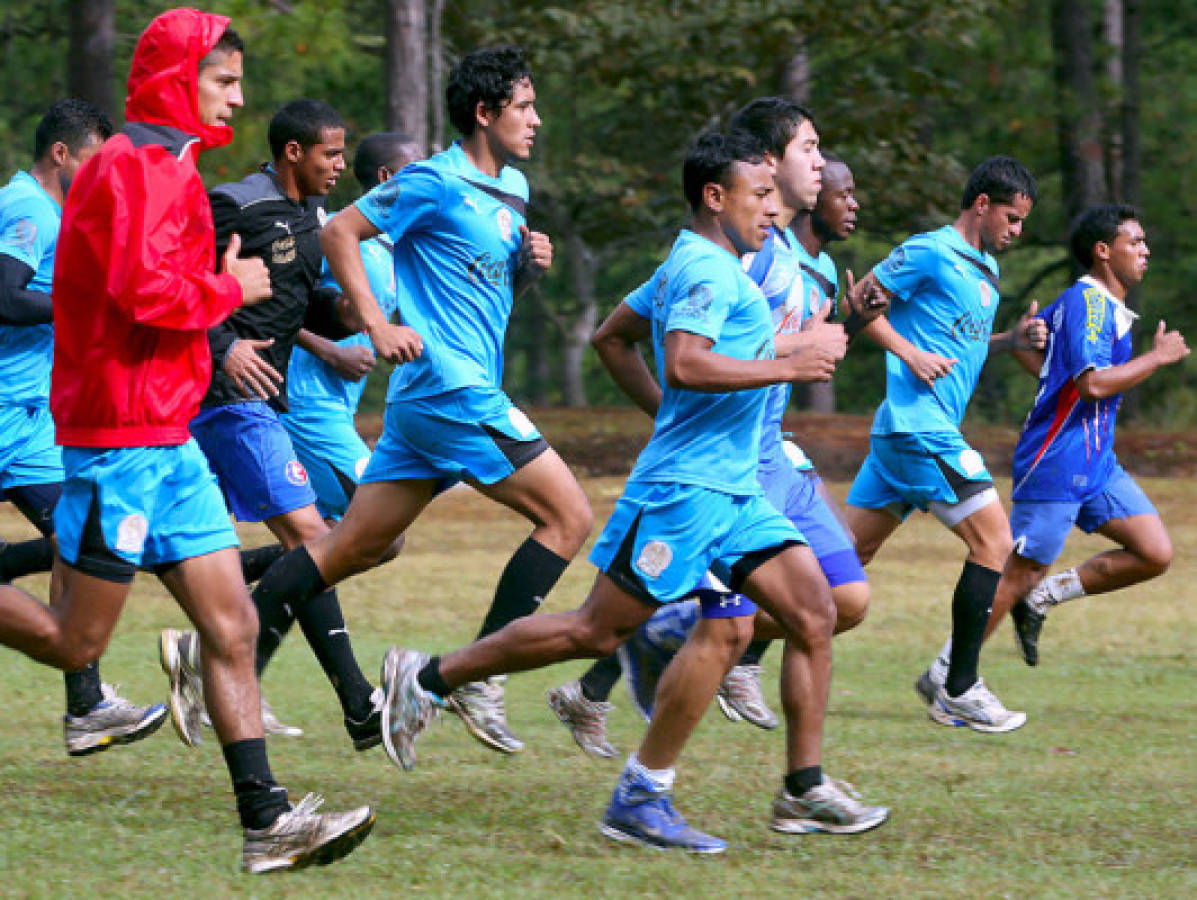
1, 0, 1193, 426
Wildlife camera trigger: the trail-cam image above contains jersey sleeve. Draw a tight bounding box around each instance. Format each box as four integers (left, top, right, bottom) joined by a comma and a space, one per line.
873, 237, 934, 302
356, 165, 443, 243
1062, 285, 1115, 377
0, 204, 54, 273
665, 258, 739, 343
623, 277, 655, 318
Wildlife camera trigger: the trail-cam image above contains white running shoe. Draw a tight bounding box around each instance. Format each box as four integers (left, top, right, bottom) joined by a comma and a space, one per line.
717, 664, 779, 729
914, 653, 949, 706
241, 793, 375, 873
159, 628, 204, 747
929, 680, 1027, 733
379, 648, 441, 771
447, 675, 524, 754
546, 680, 617, 758
63, 684, 168, 757
260, 697, 303, 737
771, 776, 890, 835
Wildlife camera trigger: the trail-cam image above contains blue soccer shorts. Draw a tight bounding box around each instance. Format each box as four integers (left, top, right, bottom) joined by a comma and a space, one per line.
0, 404, 63, 490
190, 401, 318, 523
280, 406, 371, 521
1011, 464, 1158, 566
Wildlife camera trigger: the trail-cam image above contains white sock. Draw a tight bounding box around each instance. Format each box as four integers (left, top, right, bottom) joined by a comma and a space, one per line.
1045, 568, 1085, 605
625, 754, 675, 792
929, 637, 952, 683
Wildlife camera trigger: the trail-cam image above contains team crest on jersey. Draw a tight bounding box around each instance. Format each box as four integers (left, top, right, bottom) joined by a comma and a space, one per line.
496, 208, 513, 241
977, 280, 992, 307
1083, 288, 1106, 344
271, 234, 297, 265
285, 460, 308, 486
636, 541, 672, 578
677, 284, 714, 321
115, 513, 149, 553
7, 218, 37, 255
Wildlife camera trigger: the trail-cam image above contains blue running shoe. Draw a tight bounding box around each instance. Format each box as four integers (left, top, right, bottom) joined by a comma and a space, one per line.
619, 600, 699, 720
599, 768, 726, 854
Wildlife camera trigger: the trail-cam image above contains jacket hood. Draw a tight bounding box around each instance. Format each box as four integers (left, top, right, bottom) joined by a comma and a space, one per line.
125, 7, 234, 152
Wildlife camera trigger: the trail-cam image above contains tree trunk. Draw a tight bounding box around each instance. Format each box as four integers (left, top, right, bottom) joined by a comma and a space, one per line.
561, 231, 597, 408
1120, 0, 1141, 207
1102, 0, 1123, 200
1050, 0, 1107, 227
428, 0, 445, 152
385, 0, 427, 152
67, 0, 114, 121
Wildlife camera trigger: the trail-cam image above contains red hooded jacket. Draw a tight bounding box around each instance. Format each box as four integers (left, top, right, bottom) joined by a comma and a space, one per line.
50, 8, 243, 447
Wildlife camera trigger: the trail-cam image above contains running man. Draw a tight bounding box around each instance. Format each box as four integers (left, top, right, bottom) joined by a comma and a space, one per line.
379, 128, 887, 851
163, 99, 384, 748
843, 156, 1046, 733
987, 205, 1187, 665
0, 9, 373, 872
251, 45, 593, 756
0, 99, 167, 756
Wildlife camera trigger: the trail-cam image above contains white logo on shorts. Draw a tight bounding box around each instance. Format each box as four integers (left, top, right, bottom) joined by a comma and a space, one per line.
507, 406, 535, 439
958, 448, 985, 477
636, 541, 673, 578
782, 440, 809, 469
115, 513, 149, 553
496, 208, 513, 242
285, 460, 309, 486
718, 594, 742, 608
354, 457, 370, 480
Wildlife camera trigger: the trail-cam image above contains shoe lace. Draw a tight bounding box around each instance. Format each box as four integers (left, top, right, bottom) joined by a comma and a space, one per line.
288, 793, 325, 819
98, 683, 137, 712
482, 679, 508, 722
968, 680, 1007, 715
722, 665, 764, 702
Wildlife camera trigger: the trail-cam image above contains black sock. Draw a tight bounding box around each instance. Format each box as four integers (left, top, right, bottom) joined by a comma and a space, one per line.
252, 546, 328, 677
0, 536, 54, 581
475, 537, 569, 639
945, 560, 1001, 697
64, 662, 103, 717
417, 656, 452, 698
239, 543, 286, 584
784, 765, 823, 797
579, 654, 623, 703
739, 639, 772, 668
223, 738, 290, 830
296, 588, 375, 720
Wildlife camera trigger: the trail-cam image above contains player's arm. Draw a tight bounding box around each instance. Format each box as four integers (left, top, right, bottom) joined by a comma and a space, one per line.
322, 204, 421, 364
514, 224, 552, 298
0, 254, 52, 325
665, 329, 841, 392
1075, 320, 1190, 401
989, 300, 1047, 356
859, 311, 958, 388
296, 328, 375, 381
592, 301, 661, 417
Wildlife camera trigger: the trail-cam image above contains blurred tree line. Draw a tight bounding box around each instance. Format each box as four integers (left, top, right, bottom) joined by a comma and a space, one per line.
1, 0, 1193, 425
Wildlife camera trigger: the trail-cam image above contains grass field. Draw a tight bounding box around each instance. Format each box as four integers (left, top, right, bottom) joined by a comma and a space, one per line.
0, 476, 1192, 897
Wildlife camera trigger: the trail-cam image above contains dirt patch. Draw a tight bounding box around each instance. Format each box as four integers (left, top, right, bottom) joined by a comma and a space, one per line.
356, 407, 1196, 479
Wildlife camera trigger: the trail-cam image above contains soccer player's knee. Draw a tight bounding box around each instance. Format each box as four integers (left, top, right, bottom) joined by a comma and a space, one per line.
377, 534, 406, 564
1138, 536, 1172, 577
834, 583, 870, 633
57, 633, 107, 672
553, 498, 594, 555
204, 602, 259, 660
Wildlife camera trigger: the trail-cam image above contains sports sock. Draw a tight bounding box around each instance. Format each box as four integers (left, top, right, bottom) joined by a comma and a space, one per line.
474, 537, 569, 639
239, 543, 286, 584
945, 561, 1001, 697
0, 536, 54, 581
63, 662, 103, 717
784, 765, 823, 797
223, 738, 290, 830
625, 753, 675, 792
738, 639, 772, 668
295, 588, 375, 720
417, 656, 452, 698
1043, 568, 1085, 605
579, 654, 622, 703
251, 546, 327, 676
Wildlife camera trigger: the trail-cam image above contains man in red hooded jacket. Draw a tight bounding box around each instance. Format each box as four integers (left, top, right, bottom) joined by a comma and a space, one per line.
0, 8, 373, 873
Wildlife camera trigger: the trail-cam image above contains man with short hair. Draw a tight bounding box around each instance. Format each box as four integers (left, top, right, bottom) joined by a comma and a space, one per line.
985, 205, 1187, 666
162, 99, 387, 748
0, 9, 373, 872
379, 127, 887, 852
0, 98, 168, 757
253, 45, 593, 756
844, 156, 1045, 733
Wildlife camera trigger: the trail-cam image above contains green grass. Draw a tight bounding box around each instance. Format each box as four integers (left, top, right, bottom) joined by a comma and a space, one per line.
0, 477, 1193, 897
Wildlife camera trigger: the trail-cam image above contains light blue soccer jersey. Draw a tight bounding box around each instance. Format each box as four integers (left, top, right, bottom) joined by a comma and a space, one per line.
870, 224, 1000, 435
0, 171, 59, 405
624, 230, 774, 495
1012, 276, 1136, 502
743, 225, 838, 470
356, 141, 527, 402
287, 233, 398, 413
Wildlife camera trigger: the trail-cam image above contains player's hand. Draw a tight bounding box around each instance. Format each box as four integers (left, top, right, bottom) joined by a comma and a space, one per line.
222, 233, 272, 305
519, 224, 553, 272
367, 321, 423, 364
842, 269, 889, 321
784, 342, 841, 382
1014, 300, 1047, 350
326, 343, 376, 380
795, 300, 849, 361
223, 338, 282, 399
903, 347, 957, 387
1152, 320, 1191, 365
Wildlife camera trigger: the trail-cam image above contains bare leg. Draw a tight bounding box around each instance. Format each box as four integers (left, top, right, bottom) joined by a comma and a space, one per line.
985, 551, 1046, 640
844, 505, 901, 567
1082, 514, 1172, 592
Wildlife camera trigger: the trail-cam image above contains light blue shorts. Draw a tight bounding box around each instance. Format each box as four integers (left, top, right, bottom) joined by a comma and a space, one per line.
363, 386, 548, 488
847, 431, 994, 519
1011, 464, 1158, 565
191, 402, 318, 523
55, 439, 238, 575
0, 404, 63, 490
280, 406, 371, 520
589, 480, 803, 606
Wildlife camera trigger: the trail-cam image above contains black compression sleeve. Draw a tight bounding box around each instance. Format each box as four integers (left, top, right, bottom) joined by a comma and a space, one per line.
0, 254, 52, 325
